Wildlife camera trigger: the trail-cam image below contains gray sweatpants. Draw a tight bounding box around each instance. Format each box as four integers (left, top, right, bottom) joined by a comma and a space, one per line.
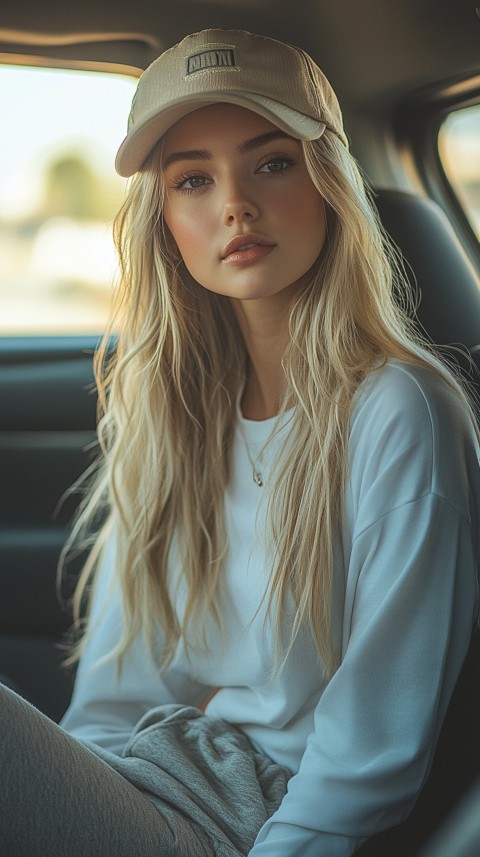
0, 684, 289, 857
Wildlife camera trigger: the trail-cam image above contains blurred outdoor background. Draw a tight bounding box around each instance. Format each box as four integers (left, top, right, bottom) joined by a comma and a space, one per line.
439, 104, 480, 242
0, 64, 136, 334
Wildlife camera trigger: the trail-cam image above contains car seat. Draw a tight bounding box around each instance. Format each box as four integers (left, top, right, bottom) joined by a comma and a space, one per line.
354, 188, 480, 856
375, 188, 480, 385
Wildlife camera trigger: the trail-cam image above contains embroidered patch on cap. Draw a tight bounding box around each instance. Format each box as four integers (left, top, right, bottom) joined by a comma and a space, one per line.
186, 47, 237, 76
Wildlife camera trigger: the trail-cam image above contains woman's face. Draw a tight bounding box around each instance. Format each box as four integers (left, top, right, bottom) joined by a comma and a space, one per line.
162, 103, 327, 306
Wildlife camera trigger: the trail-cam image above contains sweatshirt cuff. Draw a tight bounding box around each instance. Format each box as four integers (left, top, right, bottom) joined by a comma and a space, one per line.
249, 821, 365, 857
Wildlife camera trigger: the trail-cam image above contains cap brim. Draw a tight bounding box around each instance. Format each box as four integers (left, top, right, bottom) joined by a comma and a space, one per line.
115, 91, 326, 177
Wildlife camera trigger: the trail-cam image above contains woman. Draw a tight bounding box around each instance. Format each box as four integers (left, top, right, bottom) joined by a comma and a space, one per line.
2, 28, 479, 857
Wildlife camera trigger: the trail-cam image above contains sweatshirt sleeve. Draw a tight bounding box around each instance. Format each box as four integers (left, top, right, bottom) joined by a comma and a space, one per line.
60, 534, 210, 754
250, 364, 480, 857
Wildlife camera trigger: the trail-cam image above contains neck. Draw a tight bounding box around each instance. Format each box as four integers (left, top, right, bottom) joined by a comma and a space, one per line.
231, 293, 291, 421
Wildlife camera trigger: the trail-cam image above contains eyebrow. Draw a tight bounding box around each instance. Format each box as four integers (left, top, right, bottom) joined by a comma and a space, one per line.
162, 130, 293, 169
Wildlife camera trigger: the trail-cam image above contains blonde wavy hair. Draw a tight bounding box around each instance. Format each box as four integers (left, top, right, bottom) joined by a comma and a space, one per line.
64, 127, 472, 679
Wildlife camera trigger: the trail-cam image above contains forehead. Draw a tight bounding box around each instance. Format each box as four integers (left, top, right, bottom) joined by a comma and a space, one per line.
162, 103, 295, 158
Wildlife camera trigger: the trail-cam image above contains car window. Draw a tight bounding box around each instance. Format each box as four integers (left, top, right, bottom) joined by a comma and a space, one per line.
438, 103, 480, 242
0, 63, 137, 335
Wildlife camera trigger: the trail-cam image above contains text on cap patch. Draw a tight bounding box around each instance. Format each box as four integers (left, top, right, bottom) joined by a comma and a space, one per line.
186, 49, 236, 76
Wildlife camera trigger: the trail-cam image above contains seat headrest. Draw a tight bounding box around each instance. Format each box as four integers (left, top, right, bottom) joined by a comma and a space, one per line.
374, 189, 480, 356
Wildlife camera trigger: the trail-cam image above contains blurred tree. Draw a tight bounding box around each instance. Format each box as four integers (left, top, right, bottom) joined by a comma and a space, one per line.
41, 152, 122, 221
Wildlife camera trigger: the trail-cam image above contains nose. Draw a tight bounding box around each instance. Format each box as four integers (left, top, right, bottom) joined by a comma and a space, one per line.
222, 178, 260, 226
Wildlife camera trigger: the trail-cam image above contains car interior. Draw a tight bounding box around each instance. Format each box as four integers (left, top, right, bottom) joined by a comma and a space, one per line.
0, 2, 479, 855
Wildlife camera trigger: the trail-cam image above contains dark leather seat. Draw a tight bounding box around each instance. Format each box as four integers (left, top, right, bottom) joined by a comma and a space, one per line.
375, 188, 480, 386
355, 189, 480, 856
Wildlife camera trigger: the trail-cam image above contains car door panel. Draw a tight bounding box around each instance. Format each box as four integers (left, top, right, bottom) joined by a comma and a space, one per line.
0, 338, 98, 721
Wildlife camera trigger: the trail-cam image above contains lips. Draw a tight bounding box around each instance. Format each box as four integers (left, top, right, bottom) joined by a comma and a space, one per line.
221, 233, 275, 262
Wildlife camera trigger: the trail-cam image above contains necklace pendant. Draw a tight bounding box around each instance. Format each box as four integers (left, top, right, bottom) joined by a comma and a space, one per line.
253, 469, 264, 488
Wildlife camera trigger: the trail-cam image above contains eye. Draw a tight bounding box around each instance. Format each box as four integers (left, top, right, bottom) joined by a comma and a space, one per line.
258, 156, 296, 174
171, 173, 211, 192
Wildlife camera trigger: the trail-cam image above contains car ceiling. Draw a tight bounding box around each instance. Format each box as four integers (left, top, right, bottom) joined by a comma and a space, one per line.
0, 0, 478, 184
1, 0, 478, 99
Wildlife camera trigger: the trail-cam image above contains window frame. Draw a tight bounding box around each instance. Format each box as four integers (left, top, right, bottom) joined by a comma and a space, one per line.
394, 73, 480, 272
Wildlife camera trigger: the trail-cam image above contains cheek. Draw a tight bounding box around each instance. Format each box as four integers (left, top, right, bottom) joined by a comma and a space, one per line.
163, 204, 210, 265
285, 189, 327, 258
165, 208, 225, 287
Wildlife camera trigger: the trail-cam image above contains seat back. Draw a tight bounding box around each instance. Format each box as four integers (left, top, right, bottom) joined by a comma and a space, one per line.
375, 188, 480, 360
355, 190, 480, 856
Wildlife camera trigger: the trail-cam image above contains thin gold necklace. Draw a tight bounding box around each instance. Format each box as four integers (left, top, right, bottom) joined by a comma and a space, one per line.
237, 421, 265, 487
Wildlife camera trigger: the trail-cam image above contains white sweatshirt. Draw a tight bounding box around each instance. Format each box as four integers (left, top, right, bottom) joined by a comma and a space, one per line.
61, 360, 480, 857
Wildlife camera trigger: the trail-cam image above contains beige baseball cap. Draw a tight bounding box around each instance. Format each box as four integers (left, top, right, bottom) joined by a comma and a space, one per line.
115, 29, 348, 177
